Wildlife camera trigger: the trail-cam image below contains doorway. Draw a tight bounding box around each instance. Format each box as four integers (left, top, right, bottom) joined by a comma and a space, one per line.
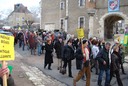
104, 15, 123, 39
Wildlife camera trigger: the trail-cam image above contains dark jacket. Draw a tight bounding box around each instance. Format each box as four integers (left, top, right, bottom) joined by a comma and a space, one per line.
96, 47, 110, 70
62, 44, 74, 61
75, 47, 84, 70
45, 43, 53, 64
111, 51, 120, 71
54, 40, 64, 59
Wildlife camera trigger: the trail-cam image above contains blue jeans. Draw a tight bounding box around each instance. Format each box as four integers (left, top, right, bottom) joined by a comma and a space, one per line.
98, 69, 110, 86
37, 44, 42, 56
22, 41, 25, 51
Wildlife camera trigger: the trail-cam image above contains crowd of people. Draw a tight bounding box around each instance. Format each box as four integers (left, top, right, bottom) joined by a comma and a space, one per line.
0, 29, 127, 86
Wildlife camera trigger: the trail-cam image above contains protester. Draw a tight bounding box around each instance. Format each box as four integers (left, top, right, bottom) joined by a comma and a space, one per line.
110, 45, 123, 86
119, 44, 126, 74
91, 40, 99, 75
74, 43, 85, 81
44, 39, 53, 70
96, 42, 111, 86
37, 33, 43, 56
73, 39, 91, 86
62, 38, 74, 78
54, 37, 64, 70
0, 67, 15, 86
29, 31, 37, 55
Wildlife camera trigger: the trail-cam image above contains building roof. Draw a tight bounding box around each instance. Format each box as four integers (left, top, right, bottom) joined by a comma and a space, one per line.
8, 4, 32, 18
14, 4, 31, 13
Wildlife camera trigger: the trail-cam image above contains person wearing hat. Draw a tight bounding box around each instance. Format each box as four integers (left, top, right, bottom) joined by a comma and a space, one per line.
73, 39, 91, 86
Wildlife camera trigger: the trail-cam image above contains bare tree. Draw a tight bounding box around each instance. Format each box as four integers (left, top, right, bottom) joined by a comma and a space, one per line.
24, 20, 34, 29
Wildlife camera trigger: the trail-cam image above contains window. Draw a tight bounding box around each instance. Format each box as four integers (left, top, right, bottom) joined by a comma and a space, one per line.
60, 18, 64, 29
88, 0, 95, 2
60, 2, 65, 10
78, 17, 85, 28
79, 0, 85, 7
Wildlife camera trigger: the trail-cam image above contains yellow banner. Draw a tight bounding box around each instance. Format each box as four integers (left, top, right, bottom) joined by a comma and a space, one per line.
124, 35, 128, 45
0, 34, 15, 60
77, 28, 84, 39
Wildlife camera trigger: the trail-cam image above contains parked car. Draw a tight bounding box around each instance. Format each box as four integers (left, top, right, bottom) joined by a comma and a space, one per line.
0, 31, 13, 36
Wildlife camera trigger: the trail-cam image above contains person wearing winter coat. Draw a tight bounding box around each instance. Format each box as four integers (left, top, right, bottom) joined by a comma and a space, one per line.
54, 37, 64, 70
96, 42, 111, 86
75, 45, 84, 70
29, 31, 37, 55
44, 39, 53, 70
119, 44, 126, 74
73, 39, 91, 86
110, 45, 123, 86
62, 39, 74, 78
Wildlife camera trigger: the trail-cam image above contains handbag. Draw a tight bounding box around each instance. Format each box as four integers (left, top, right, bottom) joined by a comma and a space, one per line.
59, 60, 66, 75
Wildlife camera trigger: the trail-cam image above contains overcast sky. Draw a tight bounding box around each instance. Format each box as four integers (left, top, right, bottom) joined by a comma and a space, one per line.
0, 0, 41, 19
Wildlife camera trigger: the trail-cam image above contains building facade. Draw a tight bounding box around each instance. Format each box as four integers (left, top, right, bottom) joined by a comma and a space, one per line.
41, 0, 128, 39
7, 4, 34, 28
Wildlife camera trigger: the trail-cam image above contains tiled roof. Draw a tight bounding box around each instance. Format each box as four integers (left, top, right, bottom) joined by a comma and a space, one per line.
14, 4, 31, 13
8, 4, 32, 18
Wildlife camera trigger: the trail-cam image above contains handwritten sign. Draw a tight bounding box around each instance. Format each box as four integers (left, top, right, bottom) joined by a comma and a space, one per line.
0, 34, 14, 60
77, 28, 85, 39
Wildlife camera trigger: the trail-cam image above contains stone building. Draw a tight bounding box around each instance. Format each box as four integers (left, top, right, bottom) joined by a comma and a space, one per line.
7, 4, 34, 28
41, 0, 128, 39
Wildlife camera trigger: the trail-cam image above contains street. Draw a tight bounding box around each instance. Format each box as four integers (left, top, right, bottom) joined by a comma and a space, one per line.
7, 44, 128, 86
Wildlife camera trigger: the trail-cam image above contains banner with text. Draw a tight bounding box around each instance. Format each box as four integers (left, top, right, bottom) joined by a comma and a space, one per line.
77, 28, 85, 39
0, 34, 14, 60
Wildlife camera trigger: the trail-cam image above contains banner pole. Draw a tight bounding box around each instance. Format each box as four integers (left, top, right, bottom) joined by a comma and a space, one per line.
2, 61, 7, 86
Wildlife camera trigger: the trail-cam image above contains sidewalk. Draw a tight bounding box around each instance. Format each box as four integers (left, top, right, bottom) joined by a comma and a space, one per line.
8, 51, 34, 86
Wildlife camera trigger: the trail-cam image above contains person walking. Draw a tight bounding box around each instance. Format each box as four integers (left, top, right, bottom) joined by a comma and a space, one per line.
44, 39, 53, 70
119, 44, 126, 74
73, 39, 91, 86
62, 39, 74, 78
91, 40, 99, 75
110, 45, 123, 86
54, 37, 64, 70
29, 31, 37, 55
97, 42, 111, 86
37, 33, 43, 56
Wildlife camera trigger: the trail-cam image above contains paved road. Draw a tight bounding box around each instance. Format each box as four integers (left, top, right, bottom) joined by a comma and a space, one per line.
15, 44, 128, 86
